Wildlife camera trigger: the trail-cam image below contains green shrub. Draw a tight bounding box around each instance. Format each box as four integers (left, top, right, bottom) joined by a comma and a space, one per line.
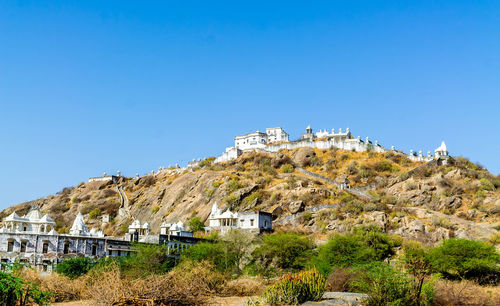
480, 178, 495, 191
181, 241, 237, 274
350, 262, 434, 306
188, 217, 205, 233
428, 238, 500, 284
313, 227, 400, 276
264, 268, 326, 305
89, 208, 101, 219
373, 160, 396, 172
281, 164, 295, 173
253, 232, 314, 271
0, 269, 52, 305
56, 257, 96, 279
120, 243, 175, 278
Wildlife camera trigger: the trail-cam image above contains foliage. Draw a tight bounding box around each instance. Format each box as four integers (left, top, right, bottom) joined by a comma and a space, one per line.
0, 269, 52, 305
188, 217, 206, 233
89, 208, 101, 219
312, 227, 400, 275
350, 262, 435, 306
264, 268, 326, 305
120, 243, 175, 278
428, 238, 500, 284
181, 241, 238, 274
479, 178, 495, 191
56, 257, 96, 279
281, 163, 295, 173
221, 229, 254, 274
252, 232, 314, 272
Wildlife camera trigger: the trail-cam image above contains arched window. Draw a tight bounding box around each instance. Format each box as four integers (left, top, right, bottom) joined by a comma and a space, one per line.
42, 242, 49, 254
7, 239, 15, 252
63, 241, 70, 254
91, 244, 97, 256
20, 241, 27, 253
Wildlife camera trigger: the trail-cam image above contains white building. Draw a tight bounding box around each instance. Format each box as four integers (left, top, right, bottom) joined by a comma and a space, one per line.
434, 141, 449, 159
207, 202, 272, 234
266, 127, 289, 143
160, 221, 193, 237
1, 206, 56, 235
235, 131, 268, 151
216, 125, 450, 165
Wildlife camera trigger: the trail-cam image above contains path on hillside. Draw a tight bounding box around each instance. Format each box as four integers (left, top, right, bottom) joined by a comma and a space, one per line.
296, 167, 372, 199
117, 185, 130, 217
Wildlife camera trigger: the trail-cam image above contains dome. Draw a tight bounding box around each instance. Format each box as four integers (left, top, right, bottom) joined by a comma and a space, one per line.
142, 222, 151, 229
70, 212, 89, 236
130, 220, 141, 229
40, 214, 55, 224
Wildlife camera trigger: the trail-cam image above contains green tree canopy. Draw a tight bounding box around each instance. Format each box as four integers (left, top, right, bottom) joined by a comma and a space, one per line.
188, 217, 206, 233
428, 238, 500, 284
252, 232, 314, 271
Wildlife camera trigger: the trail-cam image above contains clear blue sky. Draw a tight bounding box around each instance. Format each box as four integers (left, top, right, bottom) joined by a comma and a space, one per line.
1, 1, 499, 210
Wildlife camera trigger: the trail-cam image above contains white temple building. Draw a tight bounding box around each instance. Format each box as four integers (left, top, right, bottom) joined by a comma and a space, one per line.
0, 206, 56, 235
215, 125, 451, 165
207, 202, 272, 234
160, 221, 193, 237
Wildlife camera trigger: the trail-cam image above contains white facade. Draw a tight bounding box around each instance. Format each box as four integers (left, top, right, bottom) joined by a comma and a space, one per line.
266, 127, 289, 143
207, 202, 272, 234
235, 131, 268, 151
0, 206, 56, 235
216, 125, 450, 165
160, 221, 193, 237
434, 141, 449, 159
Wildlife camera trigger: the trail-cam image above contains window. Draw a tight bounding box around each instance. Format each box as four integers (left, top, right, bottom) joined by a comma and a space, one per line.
7, 240, 14, 252
20, 241, 27, 253
250, 219, 254, 227
117, 250, 121, 256
91, 244, 97, 256
42, 242, 49, 254
63, 242, 70, 254
264, 221, 268, 228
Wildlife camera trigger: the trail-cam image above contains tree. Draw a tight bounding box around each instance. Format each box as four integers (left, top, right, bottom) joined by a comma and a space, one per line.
312, 227, 400, 276
0, 270, 52, 305
55, 257, 96, 279
188, 217, 206, 233
428, 238, 500, 284
252, 232, 314, 271
181, 241, 238, 273
221, 229, 254, 274
120, 243, 174, 278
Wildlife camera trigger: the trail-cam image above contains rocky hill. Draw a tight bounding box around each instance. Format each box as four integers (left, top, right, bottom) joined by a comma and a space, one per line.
2, 148, 500, 244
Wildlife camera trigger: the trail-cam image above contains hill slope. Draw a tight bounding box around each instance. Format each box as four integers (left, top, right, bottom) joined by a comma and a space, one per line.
2, 148, 499, 244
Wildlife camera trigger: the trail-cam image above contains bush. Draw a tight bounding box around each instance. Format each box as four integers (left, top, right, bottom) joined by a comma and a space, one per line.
188, 217, 205, 233
120, 243, 175, 278
350, 262, 434, 306
373, 160, 395, 172
313, 227, 400, 275
326, 268, 359, 292
56, 257, 96, 279
313, 235, 376, 275
0, 270, 52, 305
281, 163, 295, 173
181, 241, 238, 274
428, 238, 500, 284
480, 178, 495, 191
264, 268, 326, 305
88, 208, 101, 219
252, 232, 314, 272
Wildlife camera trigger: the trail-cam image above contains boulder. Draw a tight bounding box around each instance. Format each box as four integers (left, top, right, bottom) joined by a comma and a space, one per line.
271, 153, 291, 168
271, 206, 284, 219
288, 200, 305, 214
293, 147, 316, 167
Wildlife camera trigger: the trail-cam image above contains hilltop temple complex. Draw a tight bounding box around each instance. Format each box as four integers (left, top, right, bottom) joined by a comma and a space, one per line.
215, 125, 448, 164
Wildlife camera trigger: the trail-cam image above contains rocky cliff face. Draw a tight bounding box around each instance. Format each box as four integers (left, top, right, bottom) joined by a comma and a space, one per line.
2, 148, 499, 244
